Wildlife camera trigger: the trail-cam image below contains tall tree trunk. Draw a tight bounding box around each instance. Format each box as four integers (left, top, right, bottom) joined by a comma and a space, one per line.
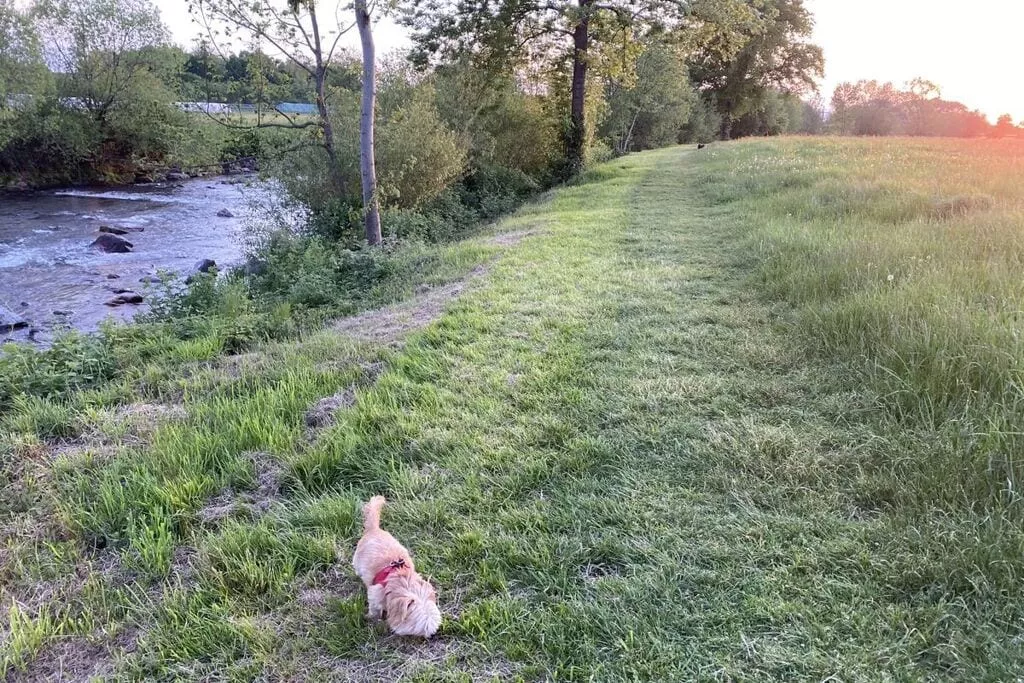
309, 8, 344, 195
355, 0, 382, 246
567, 0, 593, 176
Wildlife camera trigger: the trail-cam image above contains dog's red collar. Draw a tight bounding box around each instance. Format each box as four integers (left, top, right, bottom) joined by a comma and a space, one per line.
372, 559, 407, 586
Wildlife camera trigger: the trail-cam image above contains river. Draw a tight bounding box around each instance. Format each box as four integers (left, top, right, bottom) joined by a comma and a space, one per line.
0, 176, 258, 345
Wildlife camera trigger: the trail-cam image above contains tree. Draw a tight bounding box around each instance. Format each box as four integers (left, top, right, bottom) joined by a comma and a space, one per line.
406, 0, 699, 177
994, 114, 1017, 139
432, 59, 561, 177
828, 81, 859, 135
799, 96, 825, 134
354, 0, 381, 244
34, 0, 170, 122
0, 0, 48, 110
602, 42, 694, 153
689, 0, 822, 139
193, 0, 354, 196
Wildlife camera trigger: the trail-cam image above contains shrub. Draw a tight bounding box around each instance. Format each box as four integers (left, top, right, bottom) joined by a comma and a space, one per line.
247, 231, 397, 313
377, 86, 468, 208
459, 165, 540, 221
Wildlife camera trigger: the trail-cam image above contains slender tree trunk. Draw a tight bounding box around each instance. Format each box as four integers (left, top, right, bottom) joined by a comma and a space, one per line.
567, 0, 593, 176
622, 110, 640, 154
355, 0, 382, 246
309, 8, 344, 195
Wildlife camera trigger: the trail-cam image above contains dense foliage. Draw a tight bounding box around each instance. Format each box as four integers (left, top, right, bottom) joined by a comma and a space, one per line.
1, 0, 834, 193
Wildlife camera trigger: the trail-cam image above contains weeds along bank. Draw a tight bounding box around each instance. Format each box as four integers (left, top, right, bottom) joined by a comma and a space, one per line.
692, 137, 1024, 557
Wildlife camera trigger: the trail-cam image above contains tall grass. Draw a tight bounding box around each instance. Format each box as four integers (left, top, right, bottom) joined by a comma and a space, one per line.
694, 137, 1024, 517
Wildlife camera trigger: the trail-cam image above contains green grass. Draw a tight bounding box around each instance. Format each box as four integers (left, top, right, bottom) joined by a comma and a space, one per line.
3, 138, 1023, 680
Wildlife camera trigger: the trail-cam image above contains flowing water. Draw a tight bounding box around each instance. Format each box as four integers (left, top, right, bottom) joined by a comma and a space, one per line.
0, 176, 259, 345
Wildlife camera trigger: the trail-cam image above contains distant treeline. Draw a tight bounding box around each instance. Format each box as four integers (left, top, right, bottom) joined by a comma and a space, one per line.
823, 80, 1023, 139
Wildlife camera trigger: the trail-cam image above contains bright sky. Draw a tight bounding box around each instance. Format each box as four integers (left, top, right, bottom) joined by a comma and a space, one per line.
807, 0, 1024, 123
158, 0, 1024, 123
156, 0, 410, 58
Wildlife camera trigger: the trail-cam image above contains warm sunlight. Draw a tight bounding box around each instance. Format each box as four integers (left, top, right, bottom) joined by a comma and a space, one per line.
808, 0, 1024, 122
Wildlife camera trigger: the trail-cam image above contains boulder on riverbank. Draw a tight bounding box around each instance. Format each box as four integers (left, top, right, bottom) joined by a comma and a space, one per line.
194, 259, 217, 274
186, 259, 218, 284
90, 234, 134, 253
0, 306, 29, 333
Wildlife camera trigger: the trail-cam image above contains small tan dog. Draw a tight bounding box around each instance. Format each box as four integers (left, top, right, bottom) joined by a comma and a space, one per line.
352, 496, 441, 638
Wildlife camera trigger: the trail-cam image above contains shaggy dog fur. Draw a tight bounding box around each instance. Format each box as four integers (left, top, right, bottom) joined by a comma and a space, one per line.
352, 496, 442, 637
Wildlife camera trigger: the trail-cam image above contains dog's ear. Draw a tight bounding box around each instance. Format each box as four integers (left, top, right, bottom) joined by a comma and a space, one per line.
426, 585, 437, 602
387, 594, 409, 624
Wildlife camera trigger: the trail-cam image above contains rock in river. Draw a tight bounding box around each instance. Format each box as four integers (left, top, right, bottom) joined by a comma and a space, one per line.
105, 292, 144, 306
216, 208, 234, 218
0, 306, 29, 333
100, 225, 144, 235
90, 234, 134, 253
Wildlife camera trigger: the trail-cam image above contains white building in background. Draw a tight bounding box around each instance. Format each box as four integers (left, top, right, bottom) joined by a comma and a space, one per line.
176, 102, 256, 114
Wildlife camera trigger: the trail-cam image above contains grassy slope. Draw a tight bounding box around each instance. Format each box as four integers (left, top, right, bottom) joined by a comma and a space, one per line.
3, 140, 1023, 680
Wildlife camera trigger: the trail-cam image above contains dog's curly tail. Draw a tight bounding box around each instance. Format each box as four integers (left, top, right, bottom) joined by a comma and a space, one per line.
363, 495, 386, 532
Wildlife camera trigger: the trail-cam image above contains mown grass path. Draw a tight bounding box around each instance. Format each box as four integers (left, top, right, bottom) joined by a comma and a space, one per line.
5, 145, 1020, 680
290, 145, 1015, 680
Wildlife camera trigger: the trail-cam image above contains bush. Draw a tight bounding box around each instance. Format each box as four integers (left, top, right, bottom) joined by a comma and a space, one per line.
375, 165, 538, 243
586, 140, 615, 166
0, 103, 98, 185
247, 231, 397, 313
459, 165, 540, 220
377, 86, 467, 208
219, 129, 262, 162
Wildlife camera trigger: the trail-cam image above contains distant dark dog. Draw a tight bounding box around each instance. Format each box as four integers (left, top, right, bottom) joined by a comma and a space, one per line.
697, 143, 707, 149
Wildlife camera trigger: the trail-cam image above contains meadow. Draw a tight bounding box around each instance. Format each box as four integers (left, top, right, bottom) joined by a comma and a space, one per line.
2, 137, 1022, 680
